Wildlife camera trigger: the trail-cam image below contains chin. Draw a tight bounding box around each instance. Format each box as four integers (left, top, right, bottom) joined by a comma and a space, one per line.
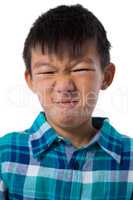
56, 118, 81, 129
44, 105, 93, 127
46, 110, 85, 129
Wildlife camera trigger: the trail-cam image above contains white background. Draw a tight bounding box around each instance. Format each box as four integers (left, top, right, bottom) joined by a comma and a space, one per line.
0, 0, 132, 137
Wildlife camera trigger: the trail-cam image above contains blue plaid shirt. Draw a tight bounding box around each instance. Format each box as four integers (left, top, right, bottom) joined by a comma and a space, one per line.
0, 112, 133, 199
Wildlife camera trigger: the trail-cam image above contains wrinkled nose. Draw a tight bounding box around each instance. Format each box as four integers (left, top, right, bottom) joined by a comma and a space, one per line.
53, 77, 76, 93
52, 76, 80, 103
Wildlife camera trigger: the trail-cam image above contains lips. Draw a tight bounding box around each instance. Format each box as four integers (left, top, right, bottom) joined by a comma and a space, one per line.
52, 99, 79, 108
54, 100, 78, 103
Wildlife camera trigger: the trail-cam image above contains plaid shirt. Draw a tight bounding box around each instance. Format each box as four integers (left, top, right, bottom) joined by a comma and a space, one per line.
0, 112, 132, 200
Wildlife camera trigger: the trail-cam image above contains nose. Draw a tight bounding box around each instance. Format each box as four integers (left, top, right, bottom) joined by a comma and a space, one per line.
53, 75, 76, 93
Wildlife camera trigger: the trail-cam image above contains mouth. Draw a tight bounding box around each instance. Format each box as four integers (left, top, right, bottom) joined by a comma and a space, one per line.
52, 100, 79, 108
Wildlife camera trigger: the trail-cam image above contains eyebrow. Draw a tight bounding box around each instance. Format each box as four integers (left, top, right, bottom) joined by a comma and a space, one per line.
71, 57, 95, 67
33, 62, 56, 69
33, 57, 95, 70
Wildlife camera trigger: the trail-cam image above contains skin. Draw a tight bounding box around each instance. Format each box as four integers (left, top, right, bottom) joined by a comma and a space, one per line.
25, 43, 115, 148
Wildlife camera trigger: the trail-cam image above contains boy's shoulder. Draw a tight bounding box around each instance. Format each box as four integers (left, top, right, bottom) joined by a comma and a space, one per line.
110, 121, 133, 152
110, 123, 133, 159
0, 130, 30, 153
120, 132, 133, 152
100, 118, 133, 158
100, 118, 133, 150
0, 112, 46, 156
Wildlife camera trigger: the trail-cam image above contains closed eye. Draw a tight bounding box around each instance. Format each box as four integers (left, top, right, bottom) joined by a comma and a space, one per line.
72, 68, 95, 72
37, 71, 56, 74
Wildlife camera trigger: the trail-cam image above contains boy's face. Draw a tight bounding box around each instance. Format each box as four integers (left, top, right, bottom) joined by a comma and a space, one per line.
25, 43, 115, 130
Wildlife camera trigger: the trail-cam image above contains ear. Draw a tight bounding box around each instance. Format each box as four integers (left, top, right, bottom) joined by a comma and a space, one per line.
24, 70, 36, 93
101, 63, 116, 90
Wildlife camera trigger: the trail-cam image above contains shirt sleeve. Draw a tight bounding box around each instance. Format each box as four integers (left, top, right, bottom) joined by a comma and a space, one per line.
0, 171, 8, 199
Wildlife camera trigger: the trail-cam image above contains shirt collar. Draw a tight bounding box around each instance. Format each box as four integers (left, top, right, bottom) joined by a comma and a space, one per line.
97, 118, 122, 163
29, 112, 59, 158
29, 112, 122, 163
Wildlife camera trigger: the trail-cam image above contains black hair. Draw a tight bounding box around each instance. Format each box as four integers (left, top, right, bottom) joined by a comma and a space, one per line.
23, 4, 111, 75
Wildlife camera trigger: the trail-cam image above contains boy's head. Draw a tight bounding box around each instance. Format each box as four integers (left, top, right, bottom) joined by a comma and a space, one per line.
23, 4, 111, 75
24, 4, 115, 129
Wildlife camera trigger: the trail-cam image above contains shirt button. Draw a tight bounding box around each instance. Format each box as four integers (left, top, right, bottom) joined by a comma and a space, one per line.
57, 137, 63, 143
73, 161, 79, 170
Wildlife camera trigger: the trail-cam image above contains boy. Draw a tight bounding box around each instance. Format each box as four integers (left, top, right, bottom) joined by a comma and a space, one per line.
0, 4, 132, 200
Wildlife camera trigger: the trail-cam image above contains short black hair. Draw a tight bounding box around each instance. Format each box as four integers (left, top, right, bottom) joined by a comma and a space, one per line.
23, 4, 111, 75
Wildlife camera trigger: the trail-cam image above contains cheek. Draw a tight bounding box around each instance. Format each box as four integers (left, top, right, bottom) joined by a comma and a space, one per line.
76, 75, 101, 106
34, 80, 53, 106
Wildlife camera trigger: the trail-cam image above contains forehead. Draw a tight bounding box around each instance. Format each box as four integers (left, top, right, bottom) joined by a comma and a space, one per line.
31, 42, 100, 69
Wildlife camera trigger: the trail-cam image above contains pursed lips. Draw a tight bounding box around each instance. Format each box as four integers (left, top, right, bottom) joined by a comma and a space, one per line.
52, 97, 80, 103
53, 99, 79, 103
52, 98, 79, 108
51, 91, 81, 107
